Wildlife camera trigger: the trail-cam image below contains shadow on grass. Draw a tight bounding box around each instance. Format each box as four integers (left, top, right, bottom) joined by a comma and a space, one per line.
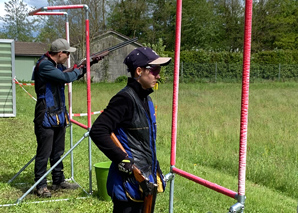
1, 171, 34, 189
0, 171, 107, 204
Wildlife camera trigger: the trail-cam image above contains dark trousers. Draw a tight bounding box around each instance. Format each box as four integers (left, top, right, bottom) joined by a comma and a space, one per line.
34, 124, 66, 189
113, 199, 144, 213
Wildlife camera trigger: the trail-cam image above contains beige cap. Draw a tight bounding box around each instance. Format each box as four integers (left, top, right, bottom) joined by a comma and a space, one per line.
50, 38, 76, 53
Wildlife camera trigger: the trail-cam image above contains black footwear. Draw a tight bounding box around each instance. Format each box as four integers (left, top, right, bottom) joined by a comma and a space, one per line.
36, 187, 51, 198
52, 181, 79, 190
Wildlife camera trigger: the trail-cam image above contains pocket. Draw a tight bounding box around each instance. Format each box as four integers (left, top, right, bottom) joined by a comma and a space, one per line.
42, 110, 65, 127
42, 112, 59, 127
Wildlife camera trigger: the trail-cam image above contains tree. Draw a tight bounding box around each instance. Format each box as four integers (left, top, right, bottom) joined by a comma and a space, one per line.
107, 0, 150, 42
148, 0, 176, 50
252, 0, 268, 51
211, 0, 244, 52
265, 0, 298, 50
0, 0, 40, 41
252, 0, 298, 51
181, 0, 223, 51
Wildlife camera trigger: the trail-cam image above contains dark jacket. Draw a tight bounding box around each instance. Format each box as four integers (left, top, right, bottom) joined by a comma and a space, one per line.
90, 78, 165, 201
33, 52, 81, 127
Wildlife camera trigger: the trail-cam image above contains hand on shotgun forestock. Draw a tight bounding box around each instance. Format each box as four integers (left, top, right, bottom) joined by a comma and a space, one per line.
90, 55, 104, 66
80, 65, 86, 75
75, 64, 86, 79
118, 157, 134, 175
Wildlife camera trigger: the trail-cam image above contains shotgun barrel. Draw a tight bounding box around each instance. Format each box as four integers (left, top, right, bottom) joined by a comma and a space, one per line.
63, 37, 138, 73
91, 37, 138, 58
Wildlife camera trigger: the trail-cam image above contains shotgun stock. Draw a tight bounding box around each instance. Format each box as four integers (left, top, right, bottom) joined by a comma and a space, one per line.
110, 133, 158, 213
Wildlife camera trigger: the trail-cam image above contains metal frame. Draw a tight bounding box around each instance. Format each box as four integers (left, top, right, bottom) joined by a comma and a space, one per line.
7, 11, 71, 185
1, 4, 92, 207
2, 1, 254, 211
32, 10, 78, 190
166, 0, 253, 212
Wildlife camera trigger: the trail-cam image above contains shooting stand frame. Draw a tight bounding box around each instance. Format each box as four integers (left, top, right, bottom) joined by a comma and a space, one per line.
2, 1, 253, 212
164, 0, 252, 212
1, 4, 93, 207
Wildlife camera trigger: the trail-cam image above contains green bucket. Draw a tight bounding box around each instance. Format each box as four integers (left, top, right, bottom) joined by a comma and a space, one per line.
94, 161, 112, 201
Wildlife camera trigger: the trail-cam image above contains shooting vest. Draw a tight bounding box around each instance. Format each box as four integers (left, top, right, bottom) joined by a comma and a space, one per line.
34, 54, 69, 127
107, 86, 165, 201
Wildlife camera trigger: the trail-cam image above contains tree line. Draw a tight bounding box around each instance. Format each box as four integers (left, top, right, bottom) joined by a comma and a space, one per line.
0, 0, 298, 53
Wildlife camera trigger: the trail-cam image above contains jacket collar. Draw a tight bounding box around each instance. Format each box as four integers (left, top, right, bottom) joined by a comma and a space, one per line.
127, 78, 153, 99
44, 52, 57, 67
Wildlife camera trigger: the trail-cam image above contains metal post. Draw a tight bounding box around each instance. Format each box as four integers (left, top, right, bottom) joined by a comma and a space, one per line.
83, 5, 93, 195
229, 195, 246, 213
164, 170, 175, 213
169, 177, 175, 213
169, 0, 182, 211
64, 13, 75, 181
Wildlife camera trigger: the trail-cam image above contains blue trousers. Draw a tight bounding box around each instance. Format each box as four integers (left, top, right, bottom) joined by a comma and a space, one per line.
34, 124, 66, 189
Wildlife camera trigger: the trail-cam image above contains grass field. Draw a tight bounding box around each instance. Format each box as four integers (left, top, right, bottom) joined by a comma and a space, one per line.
0, 81, 297, 212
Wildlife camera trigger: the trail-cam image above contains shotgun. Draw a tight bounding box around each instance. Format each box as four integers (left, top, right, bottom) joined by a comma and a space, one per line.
63, 37, 138, 72
110, 133, 158, 213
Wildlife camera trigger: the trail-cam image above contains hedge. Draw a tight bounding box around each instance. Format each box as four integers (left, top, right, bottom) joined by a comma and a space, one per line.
162, 49, 298, 82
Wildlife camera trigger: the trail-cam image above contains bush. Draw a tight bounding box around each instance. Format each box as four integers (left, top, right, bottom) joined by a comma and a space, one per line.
163, 49, 298, 82
114, 75, 128, 83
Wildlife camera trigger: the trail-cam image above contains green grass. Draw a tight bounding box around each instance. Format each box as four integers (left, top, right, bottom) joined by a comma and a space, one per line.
0, 81, 297, 212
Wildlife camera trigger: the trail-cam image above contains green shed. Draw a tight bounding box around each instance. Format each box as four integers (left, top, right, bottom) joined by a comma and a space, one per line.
15, 41, 48, 82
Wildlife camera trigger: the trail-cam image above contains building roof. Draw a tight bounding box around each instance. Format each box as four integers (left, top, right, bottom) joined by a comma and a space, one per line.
91, 30, 142, 46
14, 31, 141, 57
15, 41, 49, 57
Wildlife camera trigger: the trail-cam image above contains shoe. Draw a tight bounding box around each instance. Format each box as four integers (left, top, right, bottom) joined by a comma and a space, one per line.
36, 187, 51, 198
52, 181, 79, 190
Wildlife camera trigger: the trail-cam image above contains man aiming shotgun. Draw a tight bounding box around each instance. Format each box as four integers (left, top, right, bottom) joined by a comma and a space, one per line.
90, 47, 171, 212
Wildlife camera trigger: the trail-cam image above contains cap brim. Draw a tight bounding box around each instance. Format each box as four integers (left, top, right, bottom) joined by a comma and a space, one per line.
149, 57, 171, 66
66, 47, 76, 52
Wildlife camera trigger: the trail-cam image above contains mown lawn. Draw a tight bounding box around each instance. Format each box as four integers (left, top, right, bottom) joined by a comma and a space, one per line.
0, 81, 297, 212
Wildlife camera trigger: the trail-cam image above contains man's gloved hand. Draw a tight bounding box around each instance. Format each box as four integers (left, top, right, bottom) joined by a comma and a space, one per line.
118, 157, 134, 175
77, 65, 86, 79
90, 56, 104, 66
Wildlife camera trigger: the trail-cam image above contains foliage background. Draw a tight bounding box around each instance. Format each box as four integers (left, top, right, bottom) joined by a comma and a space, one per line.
1, 0, 298, 53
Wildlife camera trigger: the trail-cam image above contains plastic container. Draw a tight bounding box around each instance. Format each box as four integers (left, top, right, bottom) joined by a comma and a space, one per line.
94, 161, 112, 201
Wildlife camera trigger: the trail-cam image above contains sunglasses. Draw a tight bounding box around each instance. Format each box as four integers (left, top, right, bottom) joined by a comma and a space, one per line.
62, 51, 70, 56
145, 65, 161, 76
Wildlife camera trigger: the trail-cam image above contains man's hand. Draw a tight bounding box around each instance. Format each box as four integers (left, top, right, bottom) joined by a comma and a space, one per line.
77, 65, 86, 79
90, 55, 104, 66
118, 157, 134, 175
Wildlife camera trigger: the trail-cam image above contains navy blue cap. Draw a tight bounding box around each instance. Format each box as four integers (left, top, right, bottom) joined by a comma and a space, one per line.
124, 47, 171, 72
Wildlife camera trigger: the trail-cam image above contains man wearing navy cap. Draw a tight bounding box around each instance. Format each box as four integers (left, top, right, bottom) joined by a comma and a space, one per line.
90, 47, 171, 212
